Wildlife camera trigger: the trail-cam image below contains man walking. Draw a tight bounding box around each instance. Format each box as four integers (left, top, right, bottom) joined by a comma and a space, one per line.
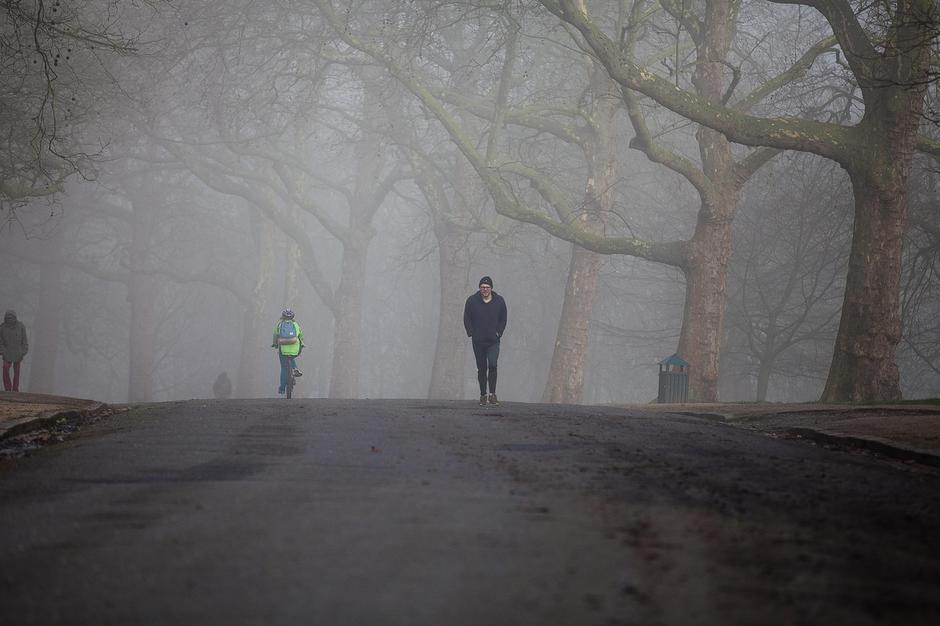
0, 310, 28, 392
464, 276, 507, 406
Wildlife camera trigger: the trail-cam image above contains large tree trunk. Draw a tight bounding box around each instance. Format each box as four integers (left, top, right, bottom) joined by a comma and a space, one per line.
677, 195, 735, 402
541, 63, 615, 404
428, 225, 470, 399
327, 76, 385, 399
328, 234, 370, 399
822, 166, 906, 401
821, 51, 928, 402
676, 1, 739, 402
542, 244, 601, 402
412, 147, 472, 400
613, 0, 745, 403
282, 210, 303, 307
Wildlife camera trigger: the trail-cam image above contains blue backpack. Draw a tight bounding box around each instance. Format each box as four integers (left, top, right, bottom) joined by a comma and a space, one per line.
277, 320, 298, 345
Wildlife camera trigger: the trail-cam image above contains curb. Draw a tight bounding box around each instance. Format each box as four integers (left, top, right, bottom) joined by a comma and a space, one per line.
670, 409, 940, 469
0, 402, 107, 441
786, 427, 940, 469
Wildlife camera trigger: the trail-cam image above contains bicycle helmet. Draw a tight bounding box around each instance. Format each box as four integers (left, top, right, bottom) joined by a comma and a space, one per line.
281, 309, 295, 319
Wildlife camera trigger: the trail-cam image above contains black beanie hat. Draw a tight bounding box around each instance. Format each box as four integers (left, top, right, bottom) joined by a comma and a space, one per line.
479, 276, 493, 288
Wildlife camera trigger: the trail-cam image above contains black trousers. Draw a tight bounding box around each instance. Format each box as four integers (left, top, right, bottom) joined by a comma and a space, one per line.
472, 341, 500, 395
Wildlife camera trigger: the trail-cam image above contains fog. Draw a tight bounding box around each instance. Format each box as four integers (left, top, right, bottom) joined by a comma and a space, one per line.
1, 1, 938, 404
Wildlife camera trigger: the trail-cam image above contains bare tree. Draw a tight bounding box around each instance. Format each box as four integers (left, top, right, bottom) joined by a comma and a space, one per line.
313, 0, 842, 402
0, 0, 160, 218
898, 151, 940, 395
134, 2, 410, 398
541, 0, 939, 402
723, 155, 850, 401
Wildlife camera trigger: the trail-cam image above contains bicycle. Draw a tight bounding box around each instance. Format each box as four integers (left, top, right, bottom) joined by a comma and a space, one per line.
285, 361, 296, 399
274, 347, 300, 399
274, 310, 303, 399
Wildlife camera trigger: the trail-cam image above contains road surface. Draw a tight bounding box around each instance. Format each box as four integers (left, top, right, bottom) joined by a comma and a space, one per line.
1, 399, 938, 625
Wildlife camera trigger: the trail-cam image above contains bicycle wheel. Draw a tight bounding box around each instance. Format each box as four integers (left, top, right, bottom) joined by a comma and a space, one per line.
286, 368, 294, 399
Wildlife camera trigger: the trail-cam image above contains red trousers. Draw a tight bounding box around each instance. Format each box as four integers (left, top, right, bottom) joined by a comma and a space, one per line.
2, 360, 20, 392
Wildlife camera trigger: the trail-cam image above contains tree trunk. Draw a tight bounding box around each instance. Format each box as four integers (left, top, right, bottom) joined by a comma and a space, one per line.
542, 244, 601, 402
820, 44, 928, 402
541, 62, 615, 404
755, 363, 772, 402
282, 209, 303, 307
753, 311, 785, 401
613, 0, 744, 403
677, 36, 740, 402
428, 225, 470, 399
821, 167, 906, 401
677, 197, 735, 402
327, 76, 385, 399
412, 144, 473, 400
754, 348, 776, 405
675, 2, 740, 403
329, 235, 369, 399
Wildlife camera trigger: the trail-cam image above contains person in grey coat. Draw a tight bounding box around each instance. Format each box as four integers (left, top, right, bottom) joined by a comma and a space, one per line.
0, 310, 28, 392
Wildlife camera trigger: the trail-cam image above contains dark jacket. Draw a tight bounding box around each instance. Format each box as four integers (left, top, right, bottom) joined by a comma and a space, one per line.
464, 291, 507, 346
213, 372, 232, 399
0, 311, 28, 363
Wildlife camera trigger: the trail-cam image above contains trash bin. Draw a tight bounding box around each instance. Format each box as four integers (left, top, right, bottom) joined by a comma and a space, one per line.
657, 354, 689, 403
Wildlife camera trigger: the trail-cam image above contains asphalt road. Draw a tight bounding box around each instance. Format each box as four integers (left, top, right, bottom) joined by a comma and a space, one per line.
1, 399, 939, 625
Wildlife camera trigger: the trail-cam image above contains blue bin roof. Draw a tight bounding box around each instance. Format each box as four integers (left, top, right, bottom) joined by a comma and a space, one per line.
659, 353, 689, 367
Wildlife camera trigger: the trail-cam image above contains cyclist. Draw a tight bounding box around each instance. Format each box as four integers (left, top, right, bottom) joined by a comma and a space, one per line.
272, 309, 304, 395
